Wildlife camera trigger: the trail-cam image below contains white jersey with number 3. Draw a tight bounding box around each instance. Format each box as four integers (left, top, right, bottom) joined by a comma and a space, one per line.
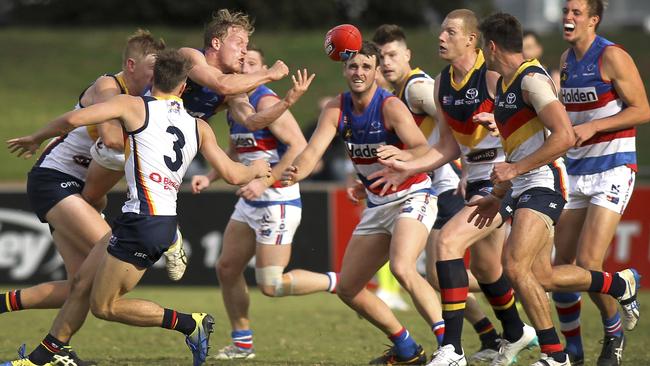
123, 96, 199, 216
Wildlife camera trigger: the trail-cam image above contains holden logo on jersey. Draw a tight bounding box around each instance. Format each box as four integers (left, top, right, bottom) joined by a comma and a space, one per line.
465, 88, 479, 100
506, 93, 517, 104
231, 133, 257, 148
346, 142, 383, 160
561, 87, 598, 104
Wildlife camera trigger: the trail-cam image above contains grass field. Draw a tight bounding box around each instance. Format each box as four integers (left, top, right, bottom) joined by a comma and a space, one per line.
1, 287, 649, 365
1, 27, 650, 181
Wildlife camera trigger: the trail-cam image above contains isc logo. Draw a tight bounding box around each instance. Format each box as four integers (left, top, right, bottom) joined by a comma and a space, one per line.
561, 87, 598, 104
231, 133, 257, 148
346, 142, 383, 159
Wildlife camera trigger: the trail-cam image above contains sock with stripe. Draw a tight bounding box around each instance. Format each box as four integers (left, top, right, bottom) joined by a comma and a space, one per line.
389, 327, 418, 359
162, 308, 196, 335
0, 290, 23, 313
28, 334, 66, 364
472, 317, 499, 348
232, 329, 254, 351
537, 327, 567, 363
479, 274, 524, 343
326, 272, 339, 293
432, 321, 445, 347
437, 259, 468, 354
588, 271, 626, 298
552, 292, 583, 358
603, 312, 623, 338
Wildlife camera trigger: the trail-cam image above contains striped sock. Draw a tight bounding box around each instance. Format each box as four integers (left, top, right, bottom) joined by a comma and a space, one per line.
603, 312, 623, 338
389, 327, 418, 359
326, 272, 339, 293
479, 274, 524, 343
552, 292, 583, 358
232, 329, 254, 350
432, 321, 445, 347
588, 271, 626, 298
473, 317, 499, 348
28, 334, 66, 364
537, 327, 566, 363
437, 259, 468, 354
0, 290, 23, 313
162, 308, 196, 335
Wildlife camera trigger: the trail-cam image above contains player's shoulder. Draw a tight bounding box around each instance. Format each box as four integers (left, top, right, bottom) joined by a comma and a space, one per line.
601, 43, 633, 65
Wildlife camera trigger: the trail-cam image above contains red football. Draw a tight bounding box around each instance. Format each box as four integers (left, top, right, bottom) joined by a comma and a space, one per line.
324, 24, 362, 61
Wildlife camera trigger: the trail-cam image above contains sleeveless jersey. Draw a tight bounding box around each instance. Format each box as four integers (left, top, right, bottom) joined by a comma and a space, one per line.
438, 50, 505, 182
395, 68, 459, 193
560, 35, 635, 175
226, 85, 300, 207
37, 74, 127, 181
494, 59, 567, 198
123, 96, 199, 216
338, 87, 432, 207
181, 49, 226, 120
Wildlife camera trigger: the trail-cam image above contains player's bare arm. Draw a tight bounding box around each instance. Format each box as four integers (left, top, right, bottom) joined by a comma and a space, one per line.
280, 98, 340, 186
236, 96, 307, 200
227, 69, 316, 131
181, 47, 289, 96
197, 119, 271, 186
405, 78, 436, 116
91, 76, 128, 149
573, 46, 650, 146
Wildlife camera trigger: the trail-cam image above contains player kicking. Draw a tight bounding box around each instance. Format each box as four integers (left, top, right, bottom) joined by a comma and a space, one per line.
464, 13, 640, 366
191, 45, 335, 360
369, 10, 533, 366
372, 24, 501, 360
4, 49, 271, 366
282, 42, 438, 365
553, 1, 650, 365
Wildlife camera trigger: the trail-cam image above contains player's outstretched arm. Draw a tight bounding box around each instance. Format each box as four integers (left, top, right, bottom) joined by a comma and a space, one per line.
280, 98, 339, 186
7, 95, 137, 158
197, 119, 271, 185
181, 47, 289, 96
228, 69, 316, 131
92, 76, 128, 150
573, 47, 650, 146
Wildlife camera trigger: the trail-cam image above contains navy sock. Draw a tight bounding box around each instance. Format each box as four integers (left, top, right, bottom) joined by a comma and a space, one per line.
479, 274, 524, 342
162, 308, 196, 335
0, 290, 22, 313
437, 259, 468, 354
29, 334, 66, 364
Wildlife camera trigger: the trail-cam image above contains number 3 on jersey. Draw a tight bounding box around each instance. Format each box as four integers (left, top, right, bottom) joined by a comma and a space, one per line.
164, 126, 185, 171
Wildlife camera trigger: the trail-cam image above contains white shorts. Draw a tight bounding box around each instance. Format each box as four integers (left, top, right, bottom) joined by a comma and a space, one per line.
353, 190, 438, 236
565, 165, 635, 214
90, 138, 125, 171
230, 198, 302, 245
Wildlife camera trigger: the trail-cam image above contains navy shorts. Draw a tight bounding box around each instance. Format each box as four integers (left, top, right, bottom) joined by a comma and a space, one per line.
27, 167, 85, 223
509, 187, 566, 225
465, 180, 494, 200
107, 212, 177, 268
434, 189, 465, 230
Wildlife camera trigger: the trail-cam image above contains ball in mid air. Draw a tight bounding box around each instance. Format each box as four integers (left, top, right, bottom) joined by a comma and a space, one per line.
324, 24, 362, 62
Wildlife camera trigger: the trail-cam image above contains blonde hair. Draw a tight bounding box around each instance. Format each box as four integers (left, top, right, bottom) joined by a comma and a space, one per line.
123, 29, 166, 66
203, 9, 255, 47
446, 9, 480, 45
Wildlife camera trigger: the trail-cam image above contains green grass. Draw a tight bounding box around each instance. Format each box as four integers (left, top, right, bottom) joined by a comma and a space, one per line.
1, 287, 649, 365
1, 27, 650, 181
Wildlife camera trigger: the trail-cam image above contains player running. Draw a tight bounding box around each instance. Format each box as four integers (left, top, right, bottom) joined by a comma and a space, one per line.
191, 45, 335, 360
552, 1, 650, 365
4, 49, 271, 366
372, 24, 501, 360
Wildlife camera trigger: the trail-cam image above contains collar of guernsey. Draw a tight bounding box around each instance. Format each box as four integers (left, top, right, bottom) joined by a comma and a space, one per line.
449, 49, 485, 91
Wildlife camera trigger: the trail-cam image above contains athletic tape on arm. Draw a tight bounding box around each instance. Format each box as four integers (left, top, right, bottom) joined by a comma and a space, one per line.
521, 73, 558, 112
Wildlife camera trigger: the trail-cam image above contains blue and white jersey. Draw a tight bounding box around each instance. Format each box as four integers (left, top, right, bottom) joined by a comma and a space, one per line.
560, 36, 635, 175
337, 87, 432, 207
123, 96, 199, 216
181, 49, 226, 120
226, 85, 301, 207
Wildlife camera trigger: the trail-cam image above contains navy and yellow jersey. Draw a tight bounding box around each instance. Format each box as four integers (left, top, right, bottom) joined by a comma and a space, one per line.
395, 68, 436, 137
438, 50, 504, 182
181, 49, 226, 120
494, 59, 567, 198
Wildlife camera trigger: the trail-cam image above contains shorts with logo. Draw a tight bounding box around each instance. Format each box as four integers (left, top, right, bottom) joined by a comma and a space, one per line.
90, 138, 126, 171
509, 187, 566, 225
107, 212, 178, 268
353, 189, 438, 236
27, 167, 85, 223
565, 165, 635, 214
465, 180, 494, 200
230, 198, 302, 245
434, 189, 465, 230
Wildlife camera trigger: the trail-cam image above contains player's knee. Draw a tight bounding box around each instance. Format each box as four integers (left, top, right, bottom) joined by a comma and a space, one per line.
426, 269, 440, 290
389, 261, 413, 286
575, 253, 604, 270
502, 260, 526, 285
216, 258, 241, 283
83, 192, 107, 213
255, 266, 288, 297
89, 298, 114, 321
436, 232, 461, 259
469, 260, 494, 283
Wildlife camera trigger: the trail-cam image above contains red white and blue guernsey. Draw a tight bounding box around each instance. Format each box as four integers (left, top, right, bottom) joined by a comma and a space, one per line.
560, 36, 636, 175
338, 87, 433, 207
181, 49, 226, 120
226, 85, 301, 208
